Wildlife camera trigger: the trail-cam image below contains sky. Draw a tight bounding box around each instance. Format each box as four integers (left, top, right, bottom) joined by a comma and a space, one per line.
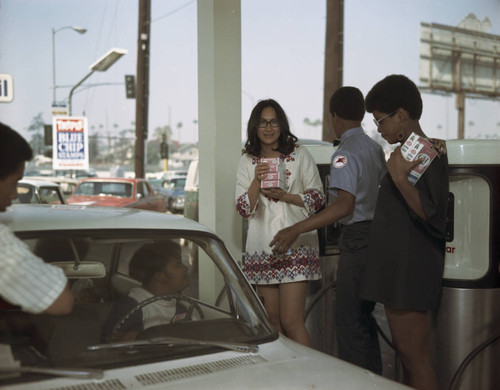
1, 0, 499, 147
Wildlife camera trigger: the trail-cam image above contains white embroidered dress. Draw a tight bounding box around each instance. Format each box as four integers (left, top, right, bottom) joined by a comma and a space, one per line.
235, 145, 325, 284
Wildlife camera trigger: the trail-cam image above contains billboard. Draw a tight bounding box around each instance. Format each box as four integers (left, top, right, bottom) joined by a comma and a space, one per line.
419, 21, 500, 97
52, 116, 89, 170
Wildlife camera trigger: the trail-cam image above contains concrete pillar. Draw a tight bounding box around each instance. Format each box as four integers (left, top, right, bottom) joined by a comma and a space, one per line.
197, 0, 242, 302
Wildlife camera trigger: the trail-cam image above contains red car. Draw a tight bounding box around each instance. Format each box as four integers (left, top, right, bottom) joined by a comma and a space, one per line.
66, 178, 166, 213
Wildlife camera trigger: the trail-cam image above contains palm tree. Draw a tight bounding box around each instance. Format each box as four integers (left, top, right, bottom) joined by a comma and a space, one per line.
27, 112, 45, 155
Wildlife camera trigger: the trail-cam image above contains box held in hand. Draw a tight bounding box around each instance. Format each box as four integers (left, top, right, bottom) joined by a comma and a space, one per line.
400, 132, 438, 185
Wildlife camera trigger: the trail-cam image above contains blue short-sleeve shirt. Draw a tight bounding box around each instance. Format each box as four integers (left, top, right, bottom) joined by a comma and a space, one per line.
328, 127, 387, 225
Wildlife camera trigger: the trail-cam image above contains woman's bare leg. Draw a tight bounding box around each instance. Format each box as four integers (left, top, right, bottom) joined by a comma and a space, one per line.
279, 281, 311, 347
258, 284, 283, 333
385, 307, 438, 390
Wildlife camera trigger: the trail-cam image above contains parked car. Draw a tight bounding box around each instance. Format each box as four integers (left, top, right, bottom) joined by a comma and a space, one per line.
163, 175, 186, 213
184, 159, 199, 221
13, 179, 66, 205
0, 204, 406, 390
66, 178, 166, 213
160, 170, 188, 181
23, 176, 78, 197
148, 176, 186, 213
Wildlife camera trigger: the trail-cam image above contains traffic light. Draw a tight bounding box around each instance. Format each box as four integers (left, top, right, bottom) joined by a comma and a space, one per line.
44, 124, 53, 145
160, 141, 168, 159
124, 75, 135, 99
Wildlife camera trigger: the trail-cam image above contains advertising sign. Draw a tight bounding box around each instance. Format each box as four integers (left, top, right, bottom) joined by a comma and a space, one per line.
51, 104, 68, 116
52, 116, 89, 170
420, 22, 500, 97
0, 73, 14, 103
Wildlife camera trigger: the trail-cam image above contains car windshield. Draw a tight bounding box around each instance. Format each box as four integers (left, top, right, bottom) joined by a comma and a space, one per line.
75, 182, 133, 197
147, 179, 162, 190
169, 178, 186, 189
1, 229, 274, 386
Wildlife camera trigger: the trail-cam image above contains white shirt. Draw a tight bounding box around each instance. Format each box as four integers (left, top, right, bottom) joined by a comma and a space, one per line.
0, 222, 68, 313
128, 287, 178, 329
235, 145, 325, 284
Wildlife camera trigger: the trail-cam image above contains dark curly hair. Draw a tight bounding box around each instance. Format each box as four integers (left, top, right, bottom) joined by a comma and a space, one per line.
365, 74, 423, 120
0, 122, 33, 179
244, 99, 297, 157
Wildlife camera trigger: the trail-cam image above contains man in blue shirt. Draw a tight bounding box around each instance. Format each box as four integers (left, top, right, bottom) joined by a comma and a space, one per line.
270, 87, 386, 373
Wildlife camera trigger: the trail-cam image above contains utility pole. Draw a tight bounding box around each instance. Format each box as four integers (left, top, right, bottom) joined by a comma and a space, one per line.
322, 0, 344, 143
134, 0, 151, 178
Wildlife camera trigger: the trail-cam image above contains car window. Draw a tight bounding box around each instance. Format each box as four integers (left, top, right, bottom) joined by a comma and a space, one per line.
138, 182, 149, 197
75, 182, 132, 197
74, 182, 96, 196
15, 184, 35, 204
173, 178, 186, 188
39, 187, 64, 204
101, 182, 132, 197
2, 230, 271, 382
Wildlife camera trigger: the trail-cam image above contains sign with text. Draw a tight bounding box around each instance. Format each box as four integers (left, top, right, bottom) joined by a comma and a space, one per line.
0, 73, 14, 103
52, 116, 89, 170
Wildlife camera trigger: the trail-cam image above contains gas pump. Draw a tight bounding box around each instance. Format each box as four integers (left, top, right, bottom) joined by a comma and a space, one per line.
431, 139, 500, 390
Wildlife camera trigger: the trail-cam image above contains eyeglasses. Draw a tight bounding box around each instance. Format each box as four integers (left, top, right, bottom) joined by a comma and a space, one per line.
258, 119, 280, 129
373, 110, 398, 127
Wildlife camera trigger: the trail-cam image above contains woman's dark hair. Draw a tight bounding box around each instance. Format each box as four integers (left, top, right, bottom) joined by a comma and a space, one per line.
329, 86, 365, 121
244, 99, 298, 156
365, 74, 423, 120
129, 240, 181, 286
0, 122, 33, 179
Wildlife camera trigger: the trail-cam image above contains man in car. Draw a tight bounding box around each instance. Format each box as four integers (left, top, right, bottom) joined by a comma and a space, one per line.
102, 240, 191, 342
0, 122, 74, 315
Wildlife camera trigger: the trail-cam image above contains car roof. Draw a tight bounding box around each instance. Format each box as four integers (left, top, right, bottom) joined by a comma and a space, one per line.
1, 204, 215, 235
18, 179, 61, 188
24, 176, 78, 184
78, 177, 141, 182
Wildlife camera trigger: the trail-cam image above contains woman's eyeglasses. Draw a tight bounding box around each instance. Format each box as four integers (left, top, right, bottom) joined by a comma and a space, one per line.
373, 110, 398, 127
259, 119, 280, 129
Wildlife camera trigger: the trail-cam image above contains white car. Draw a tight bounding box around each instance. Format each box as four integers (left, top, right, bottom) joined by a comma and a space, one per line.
13, 179, 66, 205
0, 205, 408, 390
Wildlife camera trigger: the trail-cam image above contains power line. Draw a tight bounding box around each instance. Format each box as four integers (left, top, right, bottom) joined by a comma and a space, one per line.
152, 0, 196, 23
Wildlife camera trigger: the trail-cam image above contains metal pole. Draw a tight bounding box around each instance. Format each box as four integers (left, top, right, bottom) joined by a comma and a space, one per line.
134, 0, 151, 179
68, 70, 94, 116
52, 28, 56, 105
51, 26, 87, 107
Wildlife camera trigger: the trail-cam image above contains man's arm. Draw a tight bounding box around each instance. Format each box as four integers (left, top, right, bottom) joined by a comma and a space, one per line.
269, 190, 355, 252
44, 283, 74, 315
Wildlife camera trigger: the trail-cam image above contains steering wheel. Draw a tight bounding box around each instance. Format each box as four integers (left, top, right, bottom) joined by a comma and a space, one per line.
110, 293, 204, 342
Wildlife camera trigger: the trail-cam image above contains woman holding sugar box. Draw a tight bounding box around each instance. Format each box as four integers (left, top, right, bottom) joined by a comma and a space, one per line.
235, 99, 325, 347
362, 75, 449, 390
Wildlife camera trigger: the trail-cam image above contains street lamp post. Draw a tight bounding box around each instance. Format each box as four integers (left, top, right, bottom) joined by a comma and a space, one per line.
68, 48, 127, 115
51, 26, 87, 105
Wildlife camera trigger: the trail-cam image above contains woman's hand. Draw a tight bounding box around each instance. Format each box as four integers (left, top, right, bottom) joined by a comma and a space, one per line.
254, 162, 270, 182
387, 146, 423, 184
261, 188, 287, 201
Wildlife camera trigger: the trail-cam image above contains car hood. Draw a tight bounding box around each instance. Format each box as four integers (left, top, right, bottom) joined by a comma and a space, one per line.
66, 195, 134, 207
4, 336, 408, 390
